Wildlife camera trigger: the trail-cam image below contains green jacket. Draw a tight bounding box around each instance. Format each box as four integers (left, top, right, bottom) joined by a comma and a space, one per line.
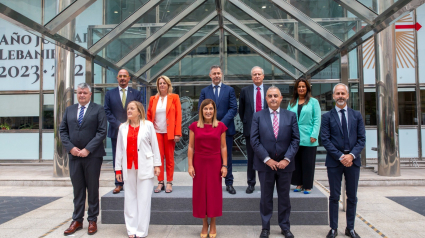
287, 97, 321, 147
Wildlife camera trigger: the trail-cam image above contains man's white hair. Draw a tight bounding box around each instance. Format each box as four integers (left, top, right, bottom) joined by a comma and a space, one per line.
332, 83, 349, 94
251, 66, 264, 75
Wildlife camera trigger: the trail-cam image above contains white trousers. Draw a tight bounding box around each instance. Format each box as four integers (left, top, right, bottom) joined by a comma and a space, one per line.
124, 169, 154, 237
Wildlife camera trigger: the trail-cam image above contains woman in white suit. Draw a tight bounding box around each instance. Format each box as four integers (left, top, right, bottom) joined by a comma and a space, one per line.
115, 101, 161, 238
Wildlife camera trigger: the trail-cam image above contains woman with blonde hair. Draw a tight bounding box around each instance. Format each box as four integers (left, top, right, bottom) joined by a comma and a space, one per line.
147, 75, 182, 193
188, 99, 228, 238
115, 101, 161, 238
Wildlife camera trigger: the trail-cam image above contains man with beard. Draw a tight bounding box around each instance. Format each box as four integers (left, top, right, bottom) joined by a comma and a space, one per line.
104, 69, 143, 194
321, 83, 365, 238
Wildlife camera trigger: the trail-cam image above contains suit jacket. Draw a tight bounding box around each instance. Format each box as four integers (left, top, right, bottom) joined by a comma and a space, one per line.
250, 108, 300, 172
104, 87, 142, 139
239, 84, 270, 137
198, 83, 237, 136
287, 97, 321, 146
59, 102, 107, 158
147, 93, 182, 140
115, 120, 162, 181
321, 107, 366, 167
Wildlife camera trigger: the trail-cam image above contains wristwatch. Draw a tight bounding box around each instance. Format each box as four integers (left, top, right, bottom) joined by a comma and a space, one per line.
222, 165, 228, 168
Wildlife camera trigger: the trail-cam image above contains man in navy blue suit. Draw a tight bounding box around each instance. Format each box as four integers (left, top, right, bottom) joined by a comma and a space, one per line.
321, 83, 365, 238
198, 65, 238, 194
104, 69, 143, 194
251, 86, 299, 238
239, 66, 270, 194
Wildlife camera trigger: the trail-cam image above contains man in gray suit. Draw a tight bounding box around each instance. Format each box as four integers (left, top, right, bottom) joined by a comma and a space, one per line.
59, 83, 107, 236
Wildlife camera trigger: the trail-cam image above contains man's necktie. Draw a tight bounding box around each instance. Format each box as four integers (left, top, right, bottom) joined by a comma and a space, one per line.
214, 85, 219, 102
121, 88, 126, 108
273, 111, 278, 139
78, 106, 85, 125
340, 109, 350, 152
256, 87, 262, 112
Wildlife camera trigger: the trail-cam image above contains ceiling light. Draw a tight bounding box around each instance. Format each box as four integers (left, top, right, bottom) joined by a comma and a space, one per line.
262, 6, 266, 8
114, 11, 118, 14
167, 10, 170, 12
205, 9, 208, 11
186, 91, 189, 92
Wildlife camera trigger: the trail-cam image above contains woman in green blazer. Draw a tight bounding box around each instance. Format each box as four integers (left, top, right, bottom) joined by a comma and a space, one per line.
287, 78, 321, 194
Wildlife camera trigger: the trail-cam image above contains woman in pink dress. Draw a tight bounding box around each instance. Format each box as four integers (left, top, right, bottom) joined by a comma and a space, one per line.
188, 99, 228, 238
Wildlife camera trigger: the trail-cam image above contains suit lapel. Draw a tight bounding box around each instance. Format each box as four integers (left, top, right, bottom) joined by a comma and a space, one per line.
137, 120, 144, 148
151, 95, 159, 121
122, 123, 129, 150
331, 108, 343, 135
206, 85, 215, 103
114, 87, 123, 109
72, 104, 79, 125
248, 85, 254, 113
347, 107, 353, 135
278, 110, 285, 140
264, 109, 275, 139
80, 102, 93, 127
127, 87, 133, 105
216, 84, 226, 108
166, 94, 172, 115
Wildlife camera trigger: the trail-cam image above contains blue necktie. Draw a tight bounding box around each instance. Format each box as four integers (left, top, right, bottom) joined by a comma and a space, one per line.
214, 85, 219, 102
340, 109, 350, 152
78, 106, 85, 125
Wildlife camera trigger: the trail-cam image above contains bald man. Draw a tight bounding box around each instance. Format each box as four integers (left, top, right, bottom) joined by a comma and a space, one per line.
104, 69, 143, 194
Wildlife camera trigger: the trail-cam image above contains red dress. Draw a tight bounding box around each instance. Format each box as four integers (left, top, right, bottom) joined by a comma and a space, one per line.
189, 121, 227, 218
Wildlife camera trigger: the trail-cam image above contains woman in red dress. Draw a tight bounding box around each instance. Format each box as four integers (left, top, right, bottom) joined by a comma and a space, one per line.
188, 99, 228, 238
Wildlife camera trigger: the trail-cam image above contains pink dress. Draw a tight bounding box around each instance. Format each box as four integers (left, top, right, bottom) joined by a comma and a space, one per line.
189, 121, 227, 218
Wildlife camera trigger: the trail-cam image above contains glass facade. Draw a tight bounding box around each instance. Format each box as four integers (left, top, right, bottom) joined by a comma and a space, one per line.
0, 0, 424, 163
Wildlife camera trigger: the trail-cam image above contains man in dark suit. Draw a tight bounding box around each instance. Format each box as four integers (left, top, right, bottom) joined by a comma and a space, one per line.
251, 86, 300, 238
198, 65, 238, 194
104, 69, 142, 194
321, 83, 365, 238
59, 83, 107, 236
239, 66, 270, 194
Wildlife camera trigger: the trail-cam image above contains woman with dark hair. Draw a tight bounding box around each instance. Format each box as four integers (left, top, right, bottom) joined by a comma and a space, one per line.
188, 99, 228, 238
287, 79, 321, 194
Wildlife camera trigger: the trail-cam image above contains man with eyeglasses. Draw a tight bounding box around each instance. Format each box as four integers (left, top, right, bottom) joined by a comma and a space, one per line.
239, 66, 270, 194
104, 69, 143, 194
250, 86, 300, 238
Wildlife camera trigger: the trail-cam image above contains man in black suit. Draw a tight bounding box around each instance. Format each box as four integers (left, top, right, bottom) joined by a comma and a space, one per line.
321, 83, 365, 238
60, 83, 107, 236
239, 66, 269, 194
104, 69, 142, 194
251, 86, 300, 238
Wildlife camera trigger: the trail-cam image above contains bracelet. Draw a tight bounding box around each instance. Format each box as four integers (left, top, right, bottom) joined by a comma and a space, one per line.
222, 165, 228, 168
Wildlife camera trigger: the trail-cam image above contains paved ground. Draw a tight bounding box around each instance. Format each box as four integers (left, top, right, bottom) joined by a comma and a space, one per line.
0, 165, 424, 237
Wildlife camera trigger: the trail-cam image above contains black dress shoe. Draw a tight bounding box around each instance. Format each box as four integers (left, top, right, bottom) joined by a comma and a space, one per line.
326, 229, 338, 238
246, 185, 255, 194
226, 185, 236, 194
259, 229, 270, 238
345, 228, 360, 238
281, 229, 294, 238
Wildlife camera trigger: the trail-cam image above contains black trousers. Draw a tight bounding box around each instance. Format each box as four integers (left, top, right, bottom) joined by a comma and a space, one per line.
245, 136, 256, 186
225, 135, 234, 186
69, 155, 103, 222
258, 170, 292, 231
111, 138, 124, 186
291, 146, 317, 190
327, 164, 360, 230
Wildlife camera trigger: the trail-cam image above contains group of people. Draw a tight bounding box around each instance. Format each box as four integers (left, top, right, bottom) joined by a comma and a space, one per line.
59, 65, 365, 238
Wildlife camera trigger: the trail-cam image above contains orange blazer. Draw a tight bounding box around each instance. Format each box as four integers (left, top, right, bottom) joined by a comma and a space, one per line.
147, 93, 182, 140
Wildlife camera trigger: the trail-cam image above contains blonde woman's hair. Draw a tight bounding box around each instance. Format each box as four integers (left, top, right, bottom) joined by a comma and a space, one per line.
126, 101, 146, 124
156, 75, 173, 95
197, 99, 219, 128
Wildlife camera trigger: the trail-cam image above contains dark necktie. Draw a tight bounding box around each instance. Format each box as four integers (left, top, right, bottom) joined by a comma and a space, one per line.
340, 109, 350, 152
256, 86, 262, 112
214, 85, 219, 102
78, 106, 85, 125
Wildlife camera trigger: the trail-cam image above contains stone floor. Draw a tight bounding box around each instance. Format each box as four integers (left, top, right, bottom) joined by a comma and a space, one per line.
0, 165, 424, 237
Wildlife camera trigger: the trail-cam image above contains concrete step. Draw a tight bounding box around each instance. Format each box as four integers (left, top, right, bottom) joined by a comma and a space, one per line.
101, 186, 328, 226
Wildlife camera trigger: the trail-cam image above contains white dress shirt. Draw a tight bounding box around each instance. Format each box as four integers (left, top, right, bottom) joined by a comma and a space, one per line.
253, 83, 264, 113
335, 105, 356, 160
118, 86, 129, 101
77, 101, 90, 119
263, 108, 291, 164
154, 95, 167, 133
212, 82, 222, 97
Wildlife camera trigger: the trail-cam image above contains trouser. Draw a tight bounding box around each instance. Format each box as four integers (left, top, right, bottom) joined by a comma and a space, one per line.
291, 146, 317, 190
124, 169, 154, 237
69, 155, 103, 222
111, 138, 124, 186
327, 164, 360, 230
156, 133, 175, 182
245, 136, 256, 186
225, 135, 234, 186
258, 170, 292, 231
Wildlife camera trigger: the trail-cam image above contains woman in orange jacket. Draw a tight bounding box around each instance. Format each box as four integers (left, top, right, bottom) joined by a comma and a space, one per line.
147, 75, 182, 193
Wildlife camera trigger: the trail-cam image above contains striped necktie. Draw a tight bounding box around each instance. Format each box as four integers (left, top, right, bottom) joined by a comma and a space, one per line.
121, 88, 126, 108
273, 110, 278, 139
78, 106, 85, 125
